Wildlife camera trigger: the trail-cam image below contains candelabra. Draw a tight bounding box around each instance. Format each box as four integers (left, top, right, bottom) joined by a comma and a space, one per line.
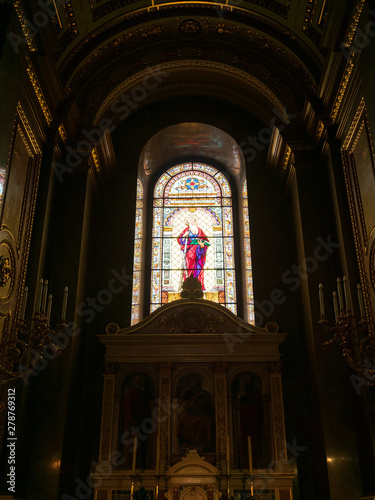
318, 277, 375, 384
0, 279, 69, 395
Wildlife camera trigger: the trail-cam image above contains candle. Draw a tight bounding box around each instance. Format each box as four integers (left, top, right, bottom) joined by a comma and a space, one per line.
131, 435, 138, 475
36, 278, 44, 313
41, 280, 48, 312
319, 283, 325, 318
248, 435, 253, 476
343, 276, 350, 311
156, 433, 160, 475
227, 435, 230, 475
333, 291, 339, 323
357, 284, 365, 317
46, 294, 53, 325
337, 278, 344, 310
21, 286, 28, 321
61, 286, 68, 321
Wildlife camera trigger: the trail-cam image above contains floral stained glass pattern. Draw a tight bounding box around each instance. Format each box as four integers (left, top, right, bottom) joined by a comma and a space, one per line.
243, 180, 254, 323
151, 163, 236, 313
131, 180, 143, 325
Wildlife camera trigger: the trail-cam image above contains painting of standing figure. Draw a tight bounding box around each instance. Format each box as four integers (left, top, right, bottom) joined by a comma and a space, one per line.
174, 373, 215, 453
119, 372, 155, 470
231, 373, 263, 469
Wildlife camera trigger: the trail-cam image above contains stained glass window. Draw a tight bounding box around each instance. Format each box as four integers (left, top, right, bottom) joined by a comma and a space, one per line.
0, 168, 7, 210
151, 162, 236, 314
243, 180, 255, 323
131, 180, 143, 325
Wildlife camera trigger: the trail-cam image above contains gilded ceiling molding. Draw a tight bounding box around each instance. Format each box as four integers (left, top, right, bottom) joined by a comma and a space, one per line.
16, 103, 42, 155
91, 0, 290, 22
57, 5, 322, 85
64, 19, 316, 110
302, 0, 321, 44
92, 60, 287, 125
282, 145, 292, 172
316, 119, 324, 140
25, 55, 53, 127
342, 97, 365, 150
343, 0, 366, 48
302, 0, 317, 30
90, 147, 102, 177
330, 53, 355, 123
62, 1, 79, 35
14, 0, 37, 52
58, 123, 68, 145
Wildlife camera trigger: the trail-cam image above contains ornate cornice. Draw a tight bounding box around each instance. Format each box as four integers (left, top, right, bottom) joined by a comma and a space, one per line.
330, 53, 355, 123
343, 0, 366, 48
14, 0, 37, 52
16, 103, 41, 155
92, 0, 290, 22
57, 5, 323, 86
25, 55, 53, 126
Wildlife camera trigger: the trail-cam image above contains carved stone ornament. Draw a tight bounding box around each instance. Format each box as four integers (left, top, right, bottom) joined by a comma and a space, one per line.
106, 322, 120, 335
156, 308, 228, 334
178, 19, 202, 37
0, 256, 12, 287
180, 276, 204, 299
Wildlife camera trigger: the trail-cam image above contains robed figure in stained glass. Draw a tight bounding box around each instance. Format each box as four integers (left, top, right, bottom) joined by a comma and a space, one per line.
178, 216, 210, 290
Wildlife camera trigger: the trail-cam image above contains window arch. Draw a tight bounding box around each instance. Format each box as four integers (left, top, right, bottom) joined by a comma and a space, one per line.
150, 162, 236, 313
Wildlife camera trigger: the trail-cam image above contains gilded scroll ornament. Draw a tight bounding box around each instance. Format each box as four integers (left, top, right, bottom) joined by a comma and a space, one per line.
0, 256, 12, 287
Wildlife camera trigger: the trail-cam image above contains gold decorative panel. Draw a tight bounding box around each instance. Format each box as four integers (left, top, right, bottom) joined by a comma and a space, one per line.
342, 98, 375, 330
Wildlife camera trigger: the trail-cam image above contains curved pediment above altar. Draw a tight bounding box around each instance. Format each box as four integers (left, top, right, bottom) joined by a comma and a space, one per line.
98, 278, 286, 361
106, 296, 279, 336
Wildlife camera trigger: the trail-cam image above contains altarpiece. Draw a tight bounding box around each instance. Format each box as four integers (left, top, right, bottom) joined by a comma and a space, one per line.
93, 279, 294, 500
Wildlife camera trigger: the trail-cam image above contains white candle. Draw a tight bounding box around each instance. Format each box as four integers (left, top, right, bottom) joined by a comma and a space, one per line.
132, 435, 138, 475
227, 435, 230, 475
21, 286, 28, 321
41, 280, 48, 312
333, 291, 339, 323
319, 283, 325, 317
357, 284, 365, 317
61, 286, 68, 321
248, 435, 253, 476
156, 433, 160, 475
46, 294, 53, 325
343, 276, 350, 311
337, 278, 344, 310
36, 279, 44, 313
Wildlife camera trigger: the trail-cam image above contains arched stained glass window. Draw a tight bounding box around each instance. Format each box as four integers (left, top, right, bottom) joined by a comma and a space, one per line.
150, 162, 236, 313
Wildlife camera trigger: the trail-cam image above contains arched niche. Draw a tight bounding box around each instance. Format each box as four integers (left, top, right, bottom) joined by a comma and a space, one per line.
131, 122, 254, 325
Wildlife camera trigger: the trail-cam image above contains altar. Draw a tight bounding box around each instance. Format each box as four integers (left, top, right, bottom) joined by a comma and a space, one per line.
91, 279, 294, 500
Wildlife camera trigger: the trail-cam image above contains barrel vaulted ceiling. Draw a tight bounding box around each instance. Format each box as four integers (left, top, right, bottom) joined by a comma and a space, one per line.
11, 0, 368, 184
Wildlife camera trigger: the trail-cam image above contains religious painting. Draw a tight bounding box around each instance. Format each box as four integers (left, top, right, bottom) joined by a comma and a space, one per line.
172, 372, 215, 454
118, 372, 155, 470
231, 372, 263, 469
150, 163, 236, 314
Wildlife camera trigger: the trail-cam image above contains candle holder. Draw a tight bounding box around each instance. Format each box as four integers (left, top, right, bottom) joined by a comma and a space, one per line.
0, 279, 68, 398
319, 311, 375, 383
318, 278, 375, 384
